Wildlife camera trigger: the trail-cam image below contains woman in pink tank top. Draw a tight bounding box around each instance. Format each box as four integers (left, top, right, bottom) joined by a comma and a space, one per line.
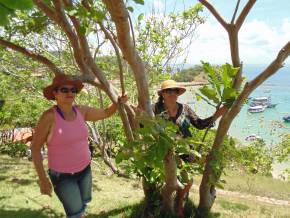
31, 74, 127, 218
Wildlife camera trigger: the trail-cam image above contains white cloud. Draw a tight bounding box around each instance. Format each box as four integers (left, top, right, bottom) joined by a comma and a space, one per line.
184, 18, 290, 65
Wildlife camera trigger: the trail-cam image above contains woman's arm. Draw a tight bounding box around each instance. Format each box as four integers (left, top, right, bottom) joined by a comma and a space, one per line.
186, 105, 228, 130
31, 110, 53, 196
212, 106, 228, 121
80, 94, 128, 122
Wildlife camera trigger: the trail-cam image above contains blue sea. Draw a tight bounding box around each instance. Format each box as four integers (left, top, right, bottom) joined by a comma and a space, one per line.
179, 64, 290, 146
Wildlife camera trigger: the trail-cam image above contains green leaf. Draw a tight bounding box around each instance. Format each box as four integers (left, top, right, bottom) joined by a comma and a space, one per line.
199, 86, 220, 104
68, 9, 78, 16
79, 25, 86, 35
0, 4, 11, 26
127, 6, 134, 12
221, 65, 231, 88
91, 10, 105, 22
0, 0, 33, 10
138, 13, 144, 22
202, 61, 221, 96
133, 0, 144, 5
225, 63, 239, 78
222, 87, 237, 100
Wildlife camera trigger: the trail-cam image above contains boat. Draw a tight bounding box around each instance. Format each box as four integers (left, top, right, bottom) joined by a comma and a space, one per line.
248, 105, 266, 113
245, 134, 261, 142
283, 115, 290, 122
250, 97, 269, 107
249, 96, 277, 108
267, 103, 278, 108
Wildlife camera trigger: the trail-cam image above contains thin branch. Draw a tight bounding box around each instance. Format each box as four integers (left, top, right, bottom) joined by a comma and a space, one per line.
102, 0, 153, 117
199, 0, 228, 30
128, 14, 136, 47
236, 0, 256, 30
231, 0, 241, 24
32, 0, 57, 20
99, 22, 126, 95
52, 0, 90, 75
0, 38, 63, 75
247, 41, 290, 93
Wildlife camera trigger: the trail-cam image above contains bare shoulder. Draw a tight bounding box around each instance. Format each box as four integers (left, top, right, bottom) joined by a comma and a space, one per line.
39, 108, 54, 125
75, 105, 89, 117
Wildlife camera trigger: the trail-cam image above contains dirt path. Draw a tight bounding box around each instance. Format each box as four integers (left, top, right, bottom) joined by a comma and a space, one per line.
191, 184, 290, 206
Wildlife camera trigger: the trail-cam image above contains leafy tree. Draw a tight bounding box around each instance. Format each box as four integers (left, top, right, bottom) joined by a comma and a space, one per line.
0, 0, 290, 217
172, 65, 204, 82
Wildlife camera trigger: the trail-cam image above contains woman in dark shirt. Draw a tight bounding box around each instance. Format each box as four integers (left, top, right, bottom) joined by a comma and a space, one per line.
153, 80, 227, 138
153, 80, 227, 202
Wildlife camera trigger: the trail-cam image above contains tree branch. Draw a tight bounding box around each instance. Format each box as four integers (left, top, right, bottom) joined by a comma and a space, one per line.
0, 38, 63, 75
98, 22, 125, 95
247, 41, 290, 93
52, 0, 90, 75
236, 0, 256, 30
102, 0, 153, 117
199, 0, 228, 30
32, 0, 57, 20
231, 0, 241, 24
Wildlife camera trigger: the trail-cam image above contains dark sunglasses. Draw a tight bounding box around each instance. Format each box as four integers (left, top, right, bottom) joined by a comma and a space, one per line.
163, 88, 179, 94
57, 87, 79, 94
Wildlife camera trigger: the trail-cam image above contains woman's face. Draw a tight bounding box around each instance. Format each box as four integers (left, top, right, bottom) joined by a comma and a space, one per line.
53, 85, 79, 104
161, 88, 179, 104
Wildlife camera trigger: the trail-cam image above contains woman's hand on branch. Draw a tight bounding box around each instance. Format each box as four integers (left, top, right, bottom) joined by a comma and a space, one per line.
118, 93, 128, 104
213, 105, 228, 120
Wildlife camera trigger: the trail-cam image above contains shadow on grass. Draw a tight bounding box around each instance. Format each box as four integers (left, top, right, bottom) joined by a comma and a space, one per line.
0, 208, 63, 218
87, 199, 221, 218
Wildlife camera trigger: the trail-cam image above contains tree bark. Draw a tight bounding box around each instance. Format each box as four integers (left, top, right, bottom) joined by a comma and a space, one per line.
102, 0, 153, 118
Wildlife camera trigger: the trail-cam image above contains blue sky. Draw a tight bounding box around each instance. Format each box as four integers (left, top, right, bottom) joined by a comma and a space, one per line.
131, 0, 290, 65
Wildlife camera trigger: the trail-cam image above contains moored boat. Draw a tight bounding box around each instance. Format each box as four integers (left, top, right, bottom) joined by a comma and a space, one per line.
248, 105, 266, 113
245, 134, 262, 141
283, 115, 290, 122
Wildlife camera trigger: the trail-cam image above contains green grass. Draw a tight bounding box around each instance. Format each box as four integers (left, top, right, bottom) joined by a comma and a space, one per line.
193, 170, 290, 201
0, 154, 289, 218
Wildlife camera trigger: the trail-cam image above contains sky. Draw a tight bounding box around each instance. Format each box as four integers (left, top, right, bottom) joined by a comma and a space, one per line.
131, 0, 290, 65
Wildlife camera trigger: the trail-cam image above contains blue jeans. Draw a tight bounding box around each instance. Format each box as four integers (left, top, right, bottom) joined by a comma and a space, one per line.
48, 164, 92, 218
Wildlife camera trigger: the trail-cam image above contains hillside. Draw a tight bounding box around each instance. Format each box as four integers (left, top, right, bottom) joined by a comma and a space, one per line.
0, 155, 289, 218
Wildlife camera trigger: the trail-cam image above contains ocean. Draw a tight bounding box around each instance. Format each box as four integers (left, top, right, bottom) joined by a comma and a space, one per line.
179, 64, 290, 146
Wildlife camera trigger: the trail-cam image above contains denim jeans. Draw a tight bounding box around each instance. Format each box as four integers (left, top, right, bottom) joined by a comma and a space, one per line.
48, 164, 92, 218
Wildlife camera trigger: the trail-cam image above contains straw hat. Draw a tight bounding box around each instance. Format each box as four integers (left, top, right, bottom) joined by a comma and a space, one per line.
157, 80, 186, 96
43, 74, 84, 100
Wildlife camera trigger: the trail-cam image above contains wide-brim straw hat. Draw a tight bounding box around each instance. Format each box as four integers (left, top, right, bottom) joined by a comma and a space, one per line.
43, 74, 84, 100
157, 79, 186, 96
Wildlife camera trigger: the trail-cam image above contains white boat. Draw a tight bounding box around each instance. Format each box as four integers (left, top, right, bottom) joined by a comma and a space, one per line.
245, 134, 261, 141
250, 96, 277, 108
248, 105, 266, 113
250, 97, 269, 107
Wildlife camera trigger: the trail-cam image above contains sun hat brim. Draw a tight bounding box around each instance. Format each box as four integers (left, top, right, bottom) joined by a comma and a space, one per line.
157, 80, 186, 96
43, 74, 84, 100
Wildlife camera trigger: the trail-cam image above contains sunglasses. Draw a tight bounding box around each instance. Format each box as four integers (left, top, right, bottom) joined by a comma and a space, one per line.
57, 87, 79, 94
163, 88, 179, 94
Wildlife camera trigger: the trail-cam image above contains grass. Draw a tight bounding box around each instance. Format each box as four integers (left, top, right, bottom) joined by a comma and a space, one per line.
0, 154, 289, 218
193, 170, 290, 201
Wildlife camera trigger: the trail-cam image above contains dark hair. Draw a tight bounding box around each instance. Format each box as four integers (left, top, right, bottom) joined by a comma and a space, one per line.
156, 95, 164, 108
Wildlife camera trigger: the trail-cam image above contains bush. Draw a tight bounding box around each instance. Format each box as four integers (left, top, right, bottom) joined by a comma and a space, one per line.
233, 140, 273, 176
0, 141, 28, 157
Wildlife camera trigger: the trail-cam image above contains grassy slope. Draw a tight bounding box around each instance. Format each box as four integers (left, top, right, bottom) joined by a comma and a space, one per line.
0, 155, 289, 218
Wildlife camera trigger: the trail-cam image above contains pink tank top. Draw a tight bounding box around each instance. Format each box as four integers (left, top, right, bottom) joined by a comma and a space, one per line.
47, 107, 91, 173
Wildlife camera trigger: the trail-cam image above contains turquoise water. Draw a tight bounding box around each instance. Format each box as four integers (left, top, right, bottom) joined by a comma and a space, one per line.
179, 64, 290, 147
